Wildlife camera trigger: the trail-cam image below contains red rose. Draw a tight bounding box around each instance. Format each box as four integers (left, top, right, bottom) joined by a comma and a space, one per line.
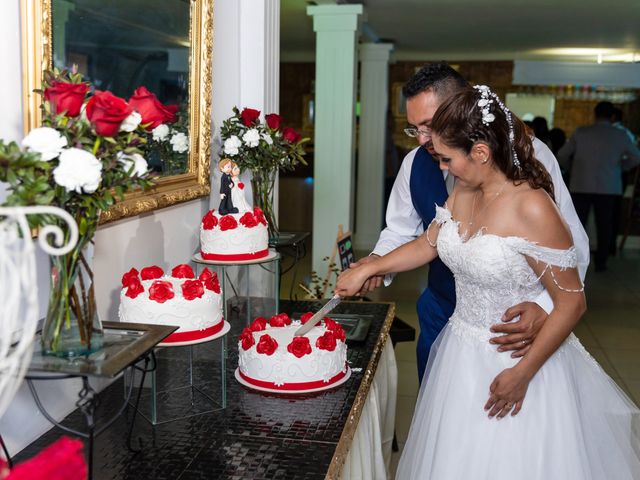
324, 318, 346, 342
204, 272, 220, 293
128, 86, 177, 130
249, 317, 267, 332
256, 334, 278, 355
202, 211, 218, 230
269, 313, 291, 327
181, 279, 204, 300
125, 277, 144, 299
121, 267, 139, 288
172, 264, 195, 279
219, 215, 238, 231
148, 280, 174, 303
300, 312, 314, 324
199, 268, 213, 282
240, 108, 260, 126
44, 81, 88, 117
316, 331, 337, 351
265, 113, 282, 130
253, 207, 267, 226
239, 212, 258, 228
238, 182, 245, 190
85, 90, 133, 137
7, 436, 87, 480
239, 328, 255, 350
283, 127, 302, 143
287, 336, 312, 358
140, 265, 164, 280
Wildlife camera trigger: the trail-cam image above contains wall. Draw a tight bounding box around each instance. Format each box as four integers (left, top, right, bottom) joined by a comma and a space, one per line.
0, 0, 267, 455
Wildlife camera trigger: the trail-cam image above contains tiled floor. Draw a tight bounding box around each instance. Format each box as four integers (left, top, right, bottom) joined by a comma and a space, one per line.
269, 244, 640, 477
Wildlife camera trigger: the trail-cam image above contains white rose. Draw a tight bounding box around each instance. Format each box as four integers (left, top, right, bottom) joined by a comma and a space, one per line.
170, 132, 189, 153
117, 152, 148, 177
223, 135, 242, 156
242, 128, 260, 148
261, 133, 273, 145
53, 148, 102, 194
152, 124, 170, 142
22, 127, 67, 161
120, 111, 142, 132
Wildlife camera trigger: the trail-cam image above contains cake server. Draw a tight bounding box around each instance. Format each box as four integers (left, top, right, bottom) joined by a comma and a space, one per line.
294, 294, 342, 337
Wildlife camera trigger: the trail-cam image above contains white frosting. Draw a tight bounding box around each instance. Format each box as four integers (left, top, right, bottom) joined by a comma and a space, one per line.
118, 276, 223, 333
238, 321, 347, 386
200, 211, 268, 257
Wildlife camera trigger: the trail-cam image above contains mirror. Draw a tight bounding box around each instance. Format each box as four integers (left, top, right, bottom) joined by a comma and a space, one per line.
21, 0, 212, 223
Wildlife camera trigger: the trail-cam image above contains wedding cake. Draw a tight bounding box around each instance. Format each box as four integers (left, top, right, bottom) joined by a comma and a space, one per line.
118, 264, 224, 344
236, 313, 349, 392
200, 207, 269, 261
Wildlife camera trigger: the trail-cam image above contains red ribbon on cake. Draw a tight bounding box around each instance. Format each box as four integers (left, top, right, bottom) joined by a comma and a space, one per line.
200, 249, 269, 261
238, 367, 348, 391
161, 321, 225, 344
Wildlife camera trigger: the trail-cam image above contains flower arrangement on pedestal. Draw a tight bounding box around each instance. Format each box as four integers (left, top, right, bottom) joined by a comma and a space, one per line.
219, 107, 308, 238
0, 67, 178, 357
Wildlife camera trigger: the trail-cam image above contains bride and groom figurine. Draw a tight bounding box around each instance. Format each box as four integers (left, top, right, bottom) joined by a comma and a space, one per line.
218, 158, 250, 215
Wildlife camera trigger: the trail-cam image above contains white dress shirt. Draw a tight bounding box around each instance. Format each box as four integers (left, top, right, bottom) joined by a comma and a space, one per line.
372, 137, 590, 314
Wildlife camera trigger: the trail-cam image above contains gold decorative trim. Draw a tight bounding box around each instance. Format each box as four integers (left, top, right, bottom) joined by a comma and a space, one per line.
20, 0, 213, 225
325, 301, 396, 480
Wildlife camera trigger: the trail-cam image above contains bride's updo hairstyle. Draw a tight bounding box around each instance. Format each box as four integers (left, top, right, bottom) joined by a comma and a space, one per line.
430, 85, 554, 200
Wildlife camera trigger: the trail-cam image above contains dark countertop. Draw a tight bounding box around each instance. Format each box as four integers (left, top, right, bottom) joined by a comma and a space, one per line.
14, 300, 395, 480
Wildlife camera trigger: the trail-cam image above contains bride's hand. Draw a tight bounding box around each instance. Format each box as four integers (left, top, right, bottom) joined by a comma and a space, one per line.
484, 366, 532, 419
335, 265, 372, 297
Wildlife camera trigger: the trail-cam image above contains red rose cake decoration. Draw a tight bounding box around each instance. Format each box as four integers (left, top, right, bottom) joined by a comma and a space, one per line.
237, 312, 349, 392
119, 263, 225, 344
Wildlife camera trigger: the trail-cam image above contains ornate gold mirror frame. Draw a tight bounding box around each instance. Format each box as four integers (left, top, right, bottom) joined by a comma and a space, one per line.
20, 0, 212, 224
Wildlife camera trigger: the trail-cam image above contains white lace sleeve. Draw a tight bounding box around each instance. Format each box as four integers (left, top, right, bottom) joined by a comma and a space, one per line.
425, 205, 451, 248
514, 241, 578, 269
512, 240, 583, 292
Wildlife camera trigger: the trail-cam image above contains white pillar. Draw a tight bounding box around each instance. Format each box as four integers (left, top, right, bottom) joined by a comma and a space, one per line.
211, 0, 280, 216
307, 4, 363, 284
355, 43, 393, 251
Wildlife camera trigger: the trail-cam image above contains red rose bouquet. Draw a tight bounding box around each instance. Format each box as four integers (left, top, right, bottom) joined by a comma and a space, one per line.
219, 107, 308, 237
0, 67, 170, 356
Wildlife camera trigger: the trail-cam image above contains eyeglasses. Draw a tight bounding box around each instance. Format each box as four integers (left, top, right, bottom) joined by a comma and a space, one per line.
404, 127, 432, 138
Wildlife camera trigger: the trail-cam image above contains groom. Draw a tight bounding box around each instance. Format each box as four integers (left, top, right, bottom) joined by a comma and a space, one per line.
353, 62, 590, 382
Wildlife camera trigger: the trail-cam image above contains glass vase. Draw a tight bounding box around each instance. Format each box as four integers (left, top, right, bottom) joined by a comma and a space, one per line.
41, 235, 103, 357
251, 169, 278, 240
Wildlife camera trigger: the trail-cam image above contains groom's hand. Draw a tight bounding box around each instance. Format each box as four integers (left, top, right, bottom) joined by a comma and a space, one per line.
349, 255, 383, 294
489, 302, 548, 358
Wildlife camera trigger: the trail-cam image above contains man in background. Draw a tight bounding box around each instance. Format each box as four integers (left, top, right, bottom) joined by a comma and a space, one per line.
558, 101, 640, 272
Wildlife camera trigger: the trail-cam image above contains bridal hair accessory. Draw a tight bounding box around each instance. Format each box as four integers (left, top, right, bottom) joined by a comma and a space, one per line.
472, 85, 521, 170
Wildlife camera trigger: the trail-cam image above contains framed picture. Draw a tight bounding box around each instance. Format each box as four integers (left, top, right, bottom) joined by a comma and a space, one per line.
391, 82, 406, 118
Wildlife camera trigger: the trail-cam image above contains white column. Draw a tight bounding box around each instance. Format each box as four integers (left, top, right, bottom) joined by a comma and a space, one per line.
307, 4, 363, 283
355, 43, 393, 251
212, 0, 280, 216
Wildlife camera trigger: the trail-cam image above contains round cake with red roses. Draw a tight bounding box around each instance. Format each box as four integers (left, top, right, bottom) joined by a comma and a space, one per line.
200, 207, 269, 261
118, 264, 225, 344
236, 312, 349, 392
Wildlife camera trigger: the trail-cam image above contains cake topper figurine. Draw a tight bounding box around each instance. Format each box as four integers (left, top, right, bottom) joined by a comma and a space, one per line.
230, 162, 251, 213
218, 158, 238, 215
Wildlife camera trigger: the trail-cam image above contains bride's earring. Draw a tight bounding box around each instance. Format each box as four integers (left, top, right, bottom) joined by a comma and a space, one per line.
481, 157, 489, 164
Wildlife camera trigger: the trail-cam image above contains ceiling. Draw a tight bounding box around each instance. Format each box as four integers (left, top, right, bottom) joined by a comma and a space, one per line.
281, 0, 640, 63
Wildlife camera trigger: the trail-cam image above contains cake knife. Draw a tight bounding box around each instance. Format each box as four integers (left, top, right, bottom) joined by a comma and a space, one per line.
294, 294, 342, 337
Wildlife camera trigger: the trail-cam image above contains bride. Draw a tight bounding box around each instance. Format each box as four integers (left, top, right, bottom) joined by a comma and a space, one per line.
336, 85, 640, 479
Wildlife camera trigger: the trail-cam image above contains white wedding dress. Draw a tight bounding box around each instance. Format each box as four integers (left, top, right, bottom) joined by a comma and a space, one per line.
231, 178, 251, 213
396, 206, 640, 479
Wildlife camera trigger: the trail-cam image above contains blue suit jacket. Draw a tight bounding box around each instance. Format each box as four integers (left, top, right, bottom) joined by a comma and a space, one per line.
409, 147, 456, 382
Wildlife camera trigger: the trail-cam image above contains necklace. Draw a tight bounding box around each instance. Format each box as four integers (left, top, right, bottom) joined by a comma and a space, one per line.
468, 180, 510, 227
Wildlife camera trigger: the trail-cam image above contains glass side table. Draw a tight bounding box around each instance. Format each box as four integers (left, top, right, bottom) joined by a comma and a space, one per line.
24, 321, 176, 480
192, 249, 281, 325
